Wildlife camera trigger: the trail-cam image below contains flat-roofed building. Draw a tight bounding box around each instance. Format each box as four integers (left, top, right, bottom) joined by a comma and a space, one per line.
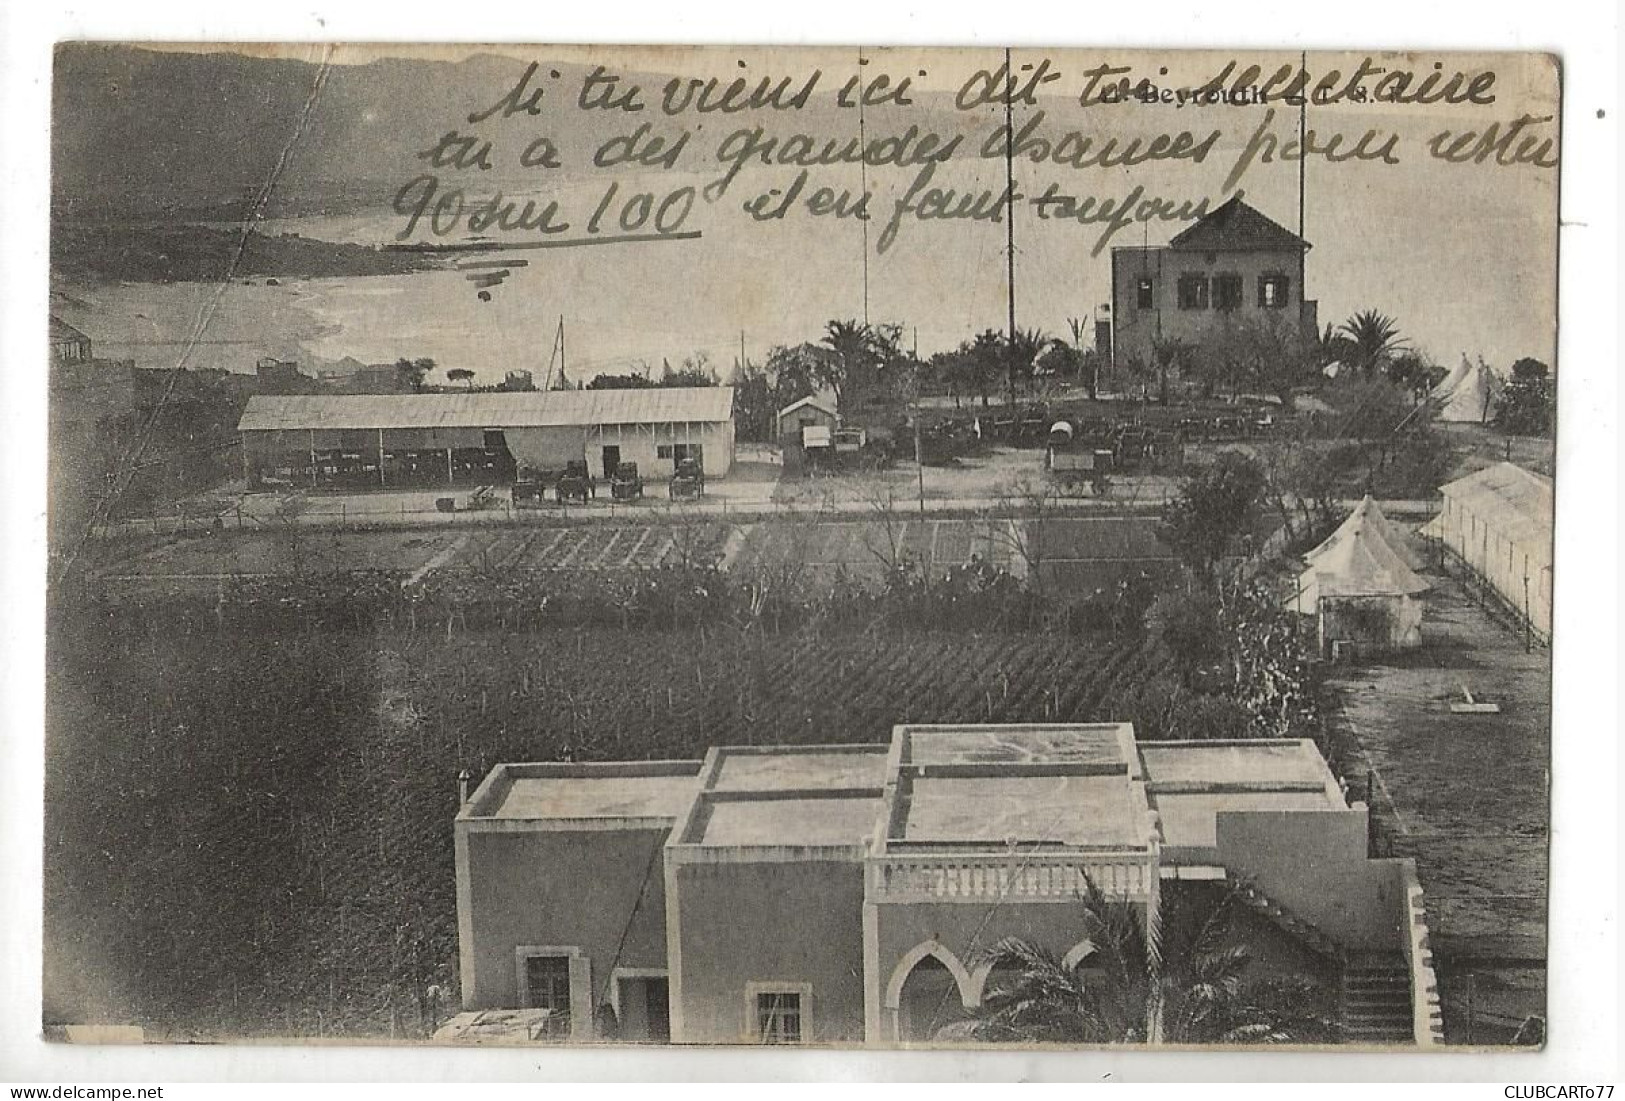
237, 388, 735, 489
450, 724, 1444, 1047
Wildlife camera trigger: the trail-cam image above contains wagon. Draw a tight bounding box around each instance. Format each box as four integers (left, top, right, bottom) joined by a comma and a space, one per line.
669, 458, 705, 500
610, 462, 644, 501
556, 460, 596, 504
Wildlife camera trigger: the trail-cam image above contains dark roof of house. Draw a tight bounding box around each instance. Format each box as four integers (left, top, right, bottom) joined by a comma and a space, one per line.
49, 316, 90, 344
1169, 195, 1310, 253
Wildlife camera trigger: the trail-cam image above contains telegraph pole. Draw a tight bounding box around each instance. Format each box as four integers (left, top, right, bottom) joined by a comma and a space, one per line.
916, 328, 929, 516
1005, 46, 1019, 414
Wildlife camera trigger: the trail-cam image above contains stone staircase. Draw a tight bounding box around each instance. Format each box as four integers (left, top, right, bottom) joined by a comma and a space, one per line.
1340, 954, 1415, 1043
1227, 878, 1418, 1045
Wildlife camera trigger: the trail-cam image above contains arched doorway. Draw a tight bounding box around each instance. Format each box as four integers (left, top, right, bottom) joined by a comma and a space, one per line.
884, 942, 974, 1043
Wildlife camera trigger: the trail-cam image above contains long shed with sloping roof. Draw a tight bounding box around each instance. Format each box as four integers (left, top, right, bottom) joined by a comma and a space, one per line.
238, 387, 735, 488
1422, 461, 1553, 640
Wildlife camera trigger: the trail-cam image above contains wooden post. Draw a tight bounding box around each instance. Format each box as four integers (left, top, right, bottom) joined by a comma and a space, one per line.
446, 447, 454, 485
309, 429, 317, 487
379, 428, 387, 487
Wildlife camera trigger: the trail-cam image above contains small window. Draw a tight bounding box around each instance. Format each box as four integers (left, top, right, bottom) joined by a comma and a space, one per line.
1135, 277, 1155, 310
1214, 273, 1244, 310
657, 444, 674, 459
1258, 274, 1291, 308
756, 992, 802, 1044
1177, 274, 1209, 310
523, 955, 572, 1018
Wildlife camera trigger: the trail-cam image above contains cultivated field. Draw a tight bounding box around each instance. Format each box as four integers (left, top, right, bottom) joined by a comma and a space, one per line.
92, 514, 1186, 596
44, 619, 1176, 1039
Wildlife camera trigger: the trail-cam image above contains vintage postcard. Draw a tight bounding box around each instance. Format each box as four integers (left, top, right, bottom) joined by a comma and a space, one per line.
43, 43, 1557, 1051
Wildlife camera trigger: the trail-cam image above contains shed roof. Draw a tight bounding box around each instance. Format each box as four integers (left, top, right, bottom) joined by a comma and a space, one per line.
1425, 461, 1553, 552
777, 395, 837, 421
238, 387, 734, 432
1169, 195, 1310, 253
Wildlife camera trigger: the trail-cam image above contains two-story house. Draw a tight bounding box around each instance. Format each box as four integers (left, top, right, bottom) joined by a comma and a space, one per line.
1110, 196, 1318, 373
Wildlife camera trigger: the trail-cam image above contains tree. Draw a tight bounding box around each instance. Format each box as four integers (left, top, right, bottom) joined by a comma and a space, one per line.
1335, 310, 1407, 376
587, 372, 656, 390
394, 357, 434, 394
662, 352, 719, 388
1493, 357, 1555, 437
1384, 351, 1445, 404
967, 878, 1334, 1045
1159, 452, 1267, 585
1202, 315, 1317, 408
1006, 327, 1049, 398
1150, 336, 1191, 404
970, 878, 1157, 1044
1067, 317, 1100, 400
445, 367, 476, 390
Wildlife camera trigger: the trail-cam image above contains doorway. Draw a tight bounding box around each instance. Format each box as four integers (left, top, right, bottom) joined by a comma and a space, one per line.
601, 444, 622, 479
615, 973, 670, 1043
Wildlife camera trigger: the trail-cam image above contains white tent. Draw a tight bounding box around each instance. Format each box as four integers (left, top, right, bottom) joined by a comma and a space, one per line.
1304, 495, 1425, 571
1427, 354, 1473, 404
1290, 499, 1431, 651
1433, 357, 1503, 424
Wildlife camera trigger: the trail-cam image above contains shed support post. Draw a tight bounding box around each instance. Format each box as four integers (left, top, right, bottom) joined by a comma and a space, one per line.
379, 429, 386, 487
447, 448, 454, 486
309, 429, 317, 487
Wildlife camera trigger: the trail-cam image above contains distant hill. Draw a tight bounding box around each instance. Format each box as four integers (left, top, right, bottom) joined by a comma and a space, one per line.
51, 44, 976, 223
52, 45, 663, 220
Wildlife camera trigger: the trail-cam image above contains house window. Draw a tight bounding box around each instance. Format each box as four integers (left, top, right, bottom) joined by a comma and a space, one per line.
516, 948, 590, 1039
747, 982, 812, 1045
657, 444, 674, 459
1214, 273, 1244, 310
756, 992, 802, 1044
1177, 274, 1210, 310
1135, 277, 1155, 310
1258, 274, 1291, 308
523, 955, 572, 1016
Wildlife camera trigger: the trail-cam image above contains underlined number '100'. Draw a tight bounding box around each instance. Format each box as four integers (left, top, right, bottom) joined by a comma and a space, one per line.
587, 181, 697, 237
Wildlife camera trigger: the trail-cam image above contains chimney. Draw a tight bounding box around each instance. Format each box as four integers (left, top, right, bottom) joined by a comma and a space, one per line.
457, 768, 472, 807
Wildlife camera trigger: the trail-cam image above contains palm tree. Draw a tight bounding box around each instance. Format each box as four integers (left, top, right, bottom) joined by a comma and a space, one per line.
965, 879, 1337, 1045
1336, 310, 1407, 376
971, 877, 1158, 1043
820, 319, 876, 410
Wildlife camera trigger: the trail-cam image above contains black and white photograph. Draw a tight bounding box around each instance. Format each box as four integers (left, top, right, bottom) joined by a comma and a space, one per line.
14, 33, 1594, 1070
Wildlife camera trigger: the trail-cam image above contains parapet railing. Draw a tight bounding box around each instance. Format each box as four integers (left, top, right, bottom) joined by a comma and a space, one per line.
869, 848, 1157, 903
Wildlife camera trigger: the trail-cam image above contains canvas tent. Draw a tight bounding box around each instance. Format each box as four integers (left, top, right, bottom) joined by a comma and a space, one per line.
1431, 357, 1503, 424
1421, 462, 1553, 641
1291, 498, 1430, 653
1304, 495, 1426, 571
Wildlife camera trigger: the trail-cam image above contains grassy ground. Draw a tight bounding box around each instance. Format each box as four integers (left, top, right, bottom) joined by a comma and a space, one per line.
1323, 538, 1550, 1044
44, 618, 1175, 1040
